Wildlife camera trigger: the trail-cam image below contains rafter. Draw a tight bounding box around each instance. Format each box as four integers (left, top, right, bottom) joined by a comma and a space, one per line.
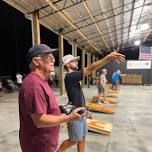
132, 0, 146, 43
77, 18, 152, 45
121, 0, 124, 48
126, 0, 136, 44
44, 0, 101, 54
109, 0, 118, 47
64, 0, 150, 35
37, 0, 86, 19
76, 14, 150, 41
98, 0, 113, 47
82, 1, 111, 51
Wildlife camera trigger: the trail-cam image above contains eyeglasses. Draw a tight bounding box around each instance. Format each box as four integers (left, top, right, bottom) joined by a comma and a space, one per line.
37, 53, 55, 62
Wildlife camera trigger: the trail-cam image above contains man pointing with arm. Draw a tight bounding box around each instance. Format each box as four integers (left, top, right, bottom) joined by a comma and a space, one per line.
57, 51, 125, 152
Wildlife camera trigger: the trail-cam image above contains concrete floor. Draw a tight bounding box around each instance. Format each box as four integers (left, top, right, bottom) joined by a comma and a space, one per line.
0, 85, 152, 152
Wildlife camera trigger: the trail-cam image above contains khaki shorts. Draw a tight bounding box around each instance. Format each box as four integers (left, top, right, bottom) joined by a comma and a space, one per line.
97, 85, 105, 93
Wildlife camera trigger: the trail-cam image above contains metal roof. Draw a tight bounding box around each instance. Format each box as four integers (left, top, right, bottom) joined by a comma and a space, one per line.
3, 0, 152, 54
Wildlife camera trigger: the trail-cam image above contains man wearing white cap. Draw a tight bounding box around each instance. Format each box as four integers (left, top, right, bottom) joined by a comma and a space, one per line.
57, 51, 125, 152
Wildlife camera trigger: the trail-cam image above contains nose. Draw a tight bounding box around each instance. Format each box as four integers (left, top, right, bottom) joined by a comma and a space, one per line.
52, 57, 55, 63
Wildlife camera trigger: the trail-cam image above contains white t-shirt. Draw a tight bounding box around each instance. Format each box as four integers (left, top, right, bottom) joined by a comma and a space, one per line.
100, 74, 107, 86
0, 82, 2, 88
16, 74, 23, 84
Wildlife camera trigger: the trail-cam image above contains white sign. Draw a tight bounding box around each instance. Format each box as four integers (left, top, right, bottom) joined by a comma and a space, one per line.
127, 60, 151, 69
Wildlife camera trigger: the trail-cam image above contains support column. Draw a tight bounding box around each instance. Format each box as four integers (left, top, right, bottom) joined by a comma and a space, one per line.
72, 39, 77, 56
58, 29, 64, 95
92, 54, 96, 83
87, 52, 91, 65
87, 51, 91, 87
81, 47, 85, 87
31, 11, 40, 45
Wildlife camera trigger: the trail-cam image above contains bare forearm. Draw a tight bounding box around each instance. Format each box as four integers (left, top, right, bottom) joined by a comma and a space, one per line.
31, 114, 70, 128
31, 107, 83, 128
84, 55, 110, 76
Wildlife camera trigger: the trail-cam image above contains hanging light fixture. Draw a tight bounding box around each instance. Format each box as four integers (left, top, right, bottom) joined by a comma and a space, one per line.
134, 40, 141, 46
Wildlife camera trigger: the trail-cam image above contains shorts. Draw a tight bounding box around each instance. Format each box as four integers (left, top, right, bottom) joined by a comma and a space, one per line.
97, 85, 105, 94
112, 81, 118, 86
67, 118, 88, 142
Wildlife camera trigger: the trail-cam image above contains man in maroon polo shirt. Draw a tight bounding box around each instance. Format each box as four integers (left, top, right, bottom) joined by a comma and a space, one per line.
19, 44, 84, 152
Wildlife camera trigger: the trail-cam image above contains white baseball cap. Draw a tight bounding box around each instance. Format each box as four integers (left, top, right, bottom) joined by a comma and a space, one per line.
117, 70, 121, 74
102, 68, 107, 72
62, 54, 80, 65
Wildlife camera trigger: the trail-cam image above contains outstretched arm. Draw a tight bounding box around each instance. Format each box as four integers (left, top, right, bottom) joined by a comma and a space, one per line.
83, 51, 125, 76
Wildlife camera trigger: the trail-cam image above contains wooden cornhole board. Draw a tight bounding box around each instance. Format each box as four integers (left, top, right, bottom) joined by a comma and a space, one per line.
107, 90, 119, 94
87, 119, 112, 135
105, 92, 118, 98
85, 102, 115, 114
91, 96, 116, 104
99, 96, 117, 104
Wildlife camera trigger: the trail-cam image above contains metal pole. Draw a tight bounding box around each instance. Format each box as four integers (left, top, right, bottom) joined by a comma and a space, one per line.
31, 11, 40, 45
58, 29, 64, 95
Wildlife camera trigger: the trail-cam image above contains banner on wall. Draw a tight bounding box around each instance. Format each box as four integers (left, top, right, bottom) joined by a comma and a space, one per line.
127, 60, 151, 69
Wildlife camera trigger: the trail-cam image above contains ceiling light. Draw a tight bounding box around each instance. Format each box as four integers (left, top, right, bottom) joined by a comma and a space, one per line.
134, 40, 141, 46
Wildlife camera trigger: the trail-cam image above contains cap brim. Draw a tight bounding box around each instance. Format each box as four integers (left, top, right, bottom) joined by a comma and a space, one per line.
42, 48, 58, 54
74, 56, 80, 61
51, 48, 58, 52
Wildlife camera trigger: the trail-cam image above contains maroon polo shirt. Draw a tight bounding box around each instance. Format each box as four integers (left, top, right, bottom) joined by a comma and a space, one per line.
19, 72, 61, 152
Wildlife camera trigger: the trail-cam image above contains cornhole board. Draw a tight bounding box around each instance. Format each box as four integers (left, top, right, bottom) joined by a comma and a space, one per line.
99, 96, 117, 104
87, 119, 112, 135
91, 96, 116, 104
105, 92, 118, 98
85, 102, 115, 114
107, 90, 119, 94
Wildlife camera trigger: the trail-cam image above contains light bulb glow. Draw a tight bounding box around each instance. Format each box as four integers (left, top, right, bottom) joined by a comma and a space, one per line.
134, 40, 141, 46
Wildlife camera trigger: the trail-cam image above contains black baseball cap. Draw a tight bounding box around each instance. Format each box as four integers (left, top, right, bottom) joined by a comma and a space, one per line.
27, 44, 58, 64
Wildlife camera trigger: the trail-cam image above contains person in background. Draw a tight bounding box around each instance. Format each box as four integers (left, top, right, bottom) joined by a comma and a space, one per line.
54, 74, 59, 87
57, 51, 125, 152
112, 70, 121, 90
87, 75, 92, 88
19, 44, 85, 152
0, 80, 3, 97
16, 72, 23, 88
96, 69, 107, 104
48, 72, 54, 86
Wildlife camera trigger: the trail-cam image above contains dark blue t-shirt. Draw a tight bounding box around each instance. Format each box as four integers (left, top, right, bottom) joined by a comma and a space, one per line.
64, 70, 85, 107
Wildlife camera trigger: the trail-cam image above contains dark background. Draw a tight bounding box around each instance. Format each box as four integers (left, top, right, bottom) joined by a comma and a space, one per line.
0, 1, 140, 80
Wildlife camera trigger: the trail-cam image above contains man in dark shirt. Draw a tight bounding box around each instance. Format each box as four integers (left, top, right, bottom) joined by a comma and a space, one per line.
57, 52, 125, 152
19, 44, 84, 152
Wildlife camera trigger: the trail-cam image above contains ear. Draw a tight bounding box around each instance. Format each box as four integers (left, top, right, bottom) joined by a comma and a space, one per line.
32, 57, 39, 66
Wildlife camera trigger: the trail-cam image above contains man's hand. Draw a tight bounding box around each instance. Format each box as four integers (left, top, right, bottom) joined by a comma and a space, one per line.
86, 111, 92, 119
107, 51, 125, 63
68, 107, 87, 121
